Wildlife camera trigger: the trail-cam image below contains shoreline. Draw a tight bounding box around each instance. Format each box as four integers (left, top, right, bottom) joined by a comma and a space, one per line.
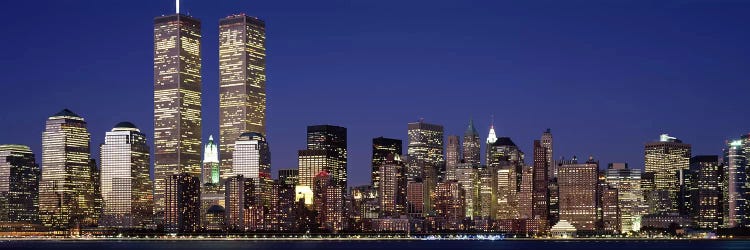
0, 237, 738, 242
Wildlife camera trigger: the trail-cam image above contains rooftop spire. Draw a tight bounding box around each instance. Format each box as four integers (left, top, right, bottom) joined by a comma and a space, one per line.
465, 117, 479, 136
486, 115, 497, 144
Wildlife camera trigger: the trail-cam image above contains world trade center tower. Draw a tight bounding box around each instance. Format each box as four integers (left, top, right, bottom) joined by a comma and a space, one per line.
153, 13, 202, 221
218, 14, 267, 182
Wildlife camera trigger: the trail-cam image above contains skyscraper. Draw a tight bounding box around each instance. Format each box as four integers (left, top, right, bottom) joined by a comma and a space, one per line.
462, 119, 481, 165
39, 109, 97, 229
224, 175, 254, 231
558, 157, 598, 231
233, 132, 271, 197
644, 134, 691, 213
218, 14, 267, 183
202, 135, 219, 185
688, 156, 722, 229
406, 120, 444, 181
723, 140, 747, 228
433, 181, 466, 231
541, 129, 554, 178
532, 140, 548, 222
378, 154, 406, 217
164, 173, 201, 233
371, 137, 402, 192
606, 163, 647, 233
445, 135, 461, 181
99, 122, 153, 228
0, 145, 40, 228
306, 125, 347, 189
154, 12, 202, 220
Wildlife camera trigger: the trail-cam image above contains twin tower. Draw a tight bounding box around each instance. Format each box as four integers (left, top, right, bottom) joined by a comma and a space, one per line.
152, 12, 267, 218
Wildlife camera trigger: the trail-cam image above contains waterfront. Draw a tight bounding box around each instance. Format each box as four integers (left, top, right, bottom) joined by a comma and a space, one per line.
1, 239, 749, 250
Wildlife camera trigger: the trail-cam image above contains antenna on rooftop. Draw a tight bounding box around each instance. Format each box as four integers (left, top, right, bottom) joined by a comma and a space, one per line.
176, 0, 180, 14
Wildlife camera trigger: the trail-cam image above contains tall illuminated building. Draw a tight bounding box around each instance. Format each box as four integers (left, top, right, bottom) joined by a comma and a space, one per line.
606, 163, 647, 233
518, 166, 534, 219
433, 181, 465, 231
164, 173, 201, 233
233, 132, 271, 199
688, 156, 722, 229
455, 162, 478, 218
496, 165, 518, 219
445, 135, 461, 181
532, 140, 548, 222
557, 156, 598, 231
153, 11, 203, 220
0, 145, 40, 228
99, 122, 153, 228
218, 14, 267, 183
202, 135, 219, 185
224, 175, 254, 231
644, 134, 691, 213
306, 125, 347, 189
541, 129, 553, 178
462, 119, 480, 165
378, 154, 406, 217
406, 120, 444, 182
371, 137, 402, 193
723, 140, 748, 228
38, 109, 98, 229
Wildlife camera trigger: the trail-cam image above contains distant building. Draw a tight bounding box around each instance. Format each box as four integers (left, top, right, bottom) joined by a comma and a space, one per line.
39, 109, 98, 229
0, 145, 40, 230
99, 122, 153, 228
445, 135, 461, 181
462, 119, 481, 165
541, 129, 554, 179
378, 154, 406, 217
688, 155, 722, 229
371, 137, 402, 194
202, 135, 219, 186
233, 132, 271, 206
644, 134, 691, 213
606, 163, 648, 233
558, 157, 598, 231
532, 140, 549, 223
434, 181, 465, 231
314, 171, 343, 232
455, 162, 479, 218
205, 205, 225, 231
224, 175, 254, 231
164, 173, 201, 233
518, 166, 534, 219
496, 165, 519, 219
406, 120, 444, 182
723, 140, 747, 228
298, 125, 347, 203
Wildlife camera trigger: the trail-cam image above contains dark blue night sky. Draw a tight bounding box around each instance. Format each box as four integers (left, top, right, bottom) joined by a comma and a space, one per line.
1, 1, 748, 186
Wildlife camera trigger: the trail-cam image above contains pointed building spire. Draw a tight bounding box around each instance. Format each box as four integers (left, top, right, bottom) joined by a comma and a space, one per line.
487, 115, 497, 144
465, 117, 479, 136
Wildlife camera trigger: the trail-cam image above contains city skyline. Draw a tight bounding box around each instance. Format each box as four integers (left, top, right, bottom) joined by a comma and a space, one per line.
1, 1, 750, 188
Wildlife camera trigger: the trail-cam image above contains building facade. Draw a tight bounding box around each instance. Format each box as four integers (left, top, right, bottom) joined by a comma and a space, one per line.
99, 122, 153, 228
0, 145, 40, 229
39, 109, 98, 229
558, 157, 598, 231
154, 13, 203, 220
218, 14, 267, 183
644, 134, 691, 213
